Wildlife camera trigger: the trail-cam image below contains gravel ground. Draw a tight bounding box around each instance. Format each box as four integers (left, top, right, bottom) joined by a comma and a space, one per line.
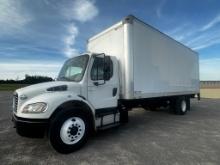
0, 91, 220, 165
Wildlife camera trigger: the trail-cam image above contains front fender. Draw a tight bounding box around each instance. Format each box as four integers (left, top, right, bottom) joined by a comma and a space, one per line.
16, 91, 95, 119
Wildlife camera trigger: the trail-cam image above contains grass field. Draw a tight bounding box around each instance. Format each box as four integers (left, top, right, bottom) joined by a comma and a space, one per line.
200, 88, 220, 99
0, 84, 28, 91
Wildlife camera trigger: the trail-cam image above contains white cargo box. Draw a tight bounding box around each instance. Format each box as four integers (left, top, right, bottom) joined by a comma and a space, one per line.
87, 15, 199, 100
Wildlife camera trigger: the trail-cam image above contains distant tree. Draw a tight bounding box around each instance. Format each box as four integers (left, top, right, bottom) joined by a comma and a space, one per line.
0, 75, 54, 84
23, 74, 53, 84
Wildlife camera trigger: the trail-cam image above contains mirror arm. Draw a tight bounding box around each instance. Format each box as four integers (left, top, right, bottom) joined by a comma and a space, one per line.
94, 82, 99, 86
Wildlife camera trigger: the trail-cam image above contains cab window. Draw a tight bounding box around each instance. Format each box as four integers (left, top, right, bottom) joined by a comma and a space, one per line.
91, 56, 113, 81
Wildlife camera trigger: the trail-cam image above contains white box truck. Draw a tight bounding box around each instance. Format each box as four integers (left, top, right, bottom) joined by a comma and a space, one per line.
12, 15, 200, 153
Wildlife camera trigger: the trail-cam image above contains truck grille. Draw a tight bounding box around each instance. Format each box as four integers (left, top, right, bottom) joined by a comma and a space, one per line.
13, 93, 18, 113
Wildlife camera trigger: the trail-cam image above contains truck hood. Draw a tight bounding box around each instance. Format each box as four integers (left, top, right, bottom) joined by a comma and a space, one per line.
15, 81, 81, 101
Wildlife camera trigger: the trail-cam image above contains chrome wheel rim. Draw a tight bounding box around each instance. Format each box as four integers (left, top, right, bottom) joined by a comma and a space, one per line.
60, 117, 85, 145
181, 100, 187, 112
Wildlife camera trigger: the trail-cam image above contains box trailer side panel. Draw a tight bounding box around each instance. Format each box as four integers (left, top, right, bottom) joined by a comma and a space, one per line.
132, 19, 199, 98
88, 17, 200, 100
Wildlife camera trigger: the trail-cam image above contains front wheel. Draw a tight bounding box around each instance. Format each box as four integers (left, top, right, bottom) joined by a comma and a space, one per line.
49, 110, 89, 154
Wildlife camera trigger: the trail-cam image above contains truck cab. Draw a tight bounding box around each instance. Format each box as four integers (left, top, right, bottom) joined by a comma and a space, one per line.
12, 53, 122, 153
57, 53, 119, 109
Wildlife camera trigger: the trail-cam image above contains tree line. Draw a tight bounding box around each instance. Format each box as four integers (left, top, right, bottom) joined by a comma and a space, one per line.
0, 74, 54, 84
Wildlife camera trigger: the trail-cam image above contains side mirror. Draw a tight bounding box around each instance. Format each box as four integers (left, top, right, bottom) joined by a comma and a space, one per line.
92, 53, 106, 86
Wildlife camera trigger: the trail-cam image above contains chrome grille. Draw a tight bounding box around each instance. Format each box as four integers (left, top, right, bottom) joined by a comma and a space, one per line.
13, 93, 18, 113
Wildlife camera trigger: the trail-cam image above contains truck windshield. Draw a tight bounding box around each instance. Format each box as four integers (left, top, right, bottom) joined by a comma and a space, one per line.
57, 55, 89, 82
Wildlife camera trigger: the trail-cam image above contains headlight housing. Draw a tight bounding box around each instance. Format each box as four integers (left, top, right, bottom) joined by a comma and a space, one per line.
22, 102, 47, 113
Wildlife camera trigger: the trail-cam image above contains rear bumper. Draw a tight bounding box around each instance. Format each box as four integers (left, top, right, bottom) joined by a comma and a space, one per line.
12, 114, 49, 138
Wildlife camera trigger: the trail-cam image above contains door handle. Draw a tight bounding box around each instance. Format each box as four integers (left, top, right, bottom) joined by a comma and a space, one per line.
112, 88, 117, 97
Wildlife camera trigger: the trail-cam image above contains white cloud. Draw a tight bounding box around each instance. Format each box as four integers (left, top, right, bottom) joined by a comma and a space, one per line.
165, 21, 220, 51
0, 60, 63, 80
156, 0, 166, 18
64, 24, 79, 46
185, 29, 220, 50
165, 24, 193, 42
200, 58, 220, 80
0, 0, 31, 35
0, 0, 99, 79
200, 14, 220, 31
63, 0, 99, 22
64, 47, 79, 58
63, 23, 79, 58
61, 0, 99, 57
192, 38, 220, 50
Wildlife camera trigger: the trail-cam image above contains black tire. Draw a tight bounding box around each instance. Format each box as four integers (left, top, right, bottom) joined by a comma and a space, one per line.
169, 100, 176, 114
148, 105, 157, 111
49, 108, 90, 154
186, 97, 190, 111
174, 96, 189, 115
120, 109, 128, 123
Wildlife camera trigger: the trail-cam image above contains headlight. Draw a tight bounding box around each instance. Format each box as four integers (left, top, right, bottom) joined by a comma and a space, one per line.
22, 102, 47, 113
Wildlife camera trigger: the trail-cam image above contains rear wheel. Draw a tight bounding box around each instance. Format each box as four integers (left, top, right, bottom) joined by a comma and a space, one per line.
173, 96, 190, 115
49, 109, 90, 154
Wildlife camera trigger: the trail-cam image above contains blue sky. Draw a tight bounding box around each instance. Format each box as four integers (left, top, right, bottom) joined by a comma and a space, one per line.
0, 0, 220, 80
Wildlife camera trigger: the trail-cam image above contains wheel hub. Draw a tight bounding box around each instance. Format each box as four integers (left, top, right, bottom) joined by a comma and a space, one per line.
60, 117, 85, 145
181, 100, 187, 112
69, 126, 78, 136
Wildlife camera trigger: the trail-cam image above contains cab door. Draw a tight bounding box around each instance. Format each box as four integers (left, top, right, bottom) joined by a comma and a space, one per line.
87, 55, 119, 109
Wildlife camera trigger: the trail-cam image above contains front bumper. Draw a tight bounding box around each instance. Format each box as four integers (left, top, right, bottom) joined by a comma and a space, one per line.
12, 114, 49, 138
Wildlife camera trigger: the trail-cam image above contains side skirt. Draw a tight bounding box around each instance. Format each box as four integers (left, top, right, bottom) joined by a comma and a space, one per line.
95, 107, 120, 129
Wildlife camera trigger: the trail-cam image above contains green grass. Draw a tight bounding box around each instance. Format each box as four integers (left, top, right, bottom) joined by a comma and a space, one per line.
0, 84, 28, 91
